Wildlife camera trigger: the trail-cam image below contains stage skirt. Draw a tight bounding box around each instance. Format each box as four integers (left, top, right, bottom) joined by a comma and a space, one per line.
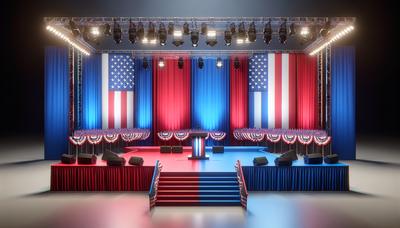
51, 165, 154, 191
242, 166, 349, 191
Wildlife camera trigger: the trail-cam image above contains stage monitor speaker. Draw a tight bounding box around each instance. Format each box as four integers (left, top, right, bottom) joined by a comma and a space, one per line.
324, 154, 339, 164
212, 146, 224, 153
253, 156, 268, 166
61, 154, 76, 164
102, 149, 119, 161
304, 153, 323, 164
160, 146, 171, 153
78, 154, 97, 164
274, 157, 293, 166
129, 156, 144, 166
107, 157, 126, 166
172, 146, 183, 153
280, 150, 298, 161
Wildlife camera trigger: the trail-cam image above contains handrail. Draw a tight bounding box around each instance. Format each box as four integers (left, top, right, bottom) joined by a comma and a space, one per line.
149, 160, 162, 209
235, 160, 248, 209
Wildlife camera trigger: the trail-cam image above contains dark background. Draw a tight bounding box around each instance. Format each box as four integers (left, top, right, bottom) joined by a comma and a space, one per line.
1, 0, 397, 137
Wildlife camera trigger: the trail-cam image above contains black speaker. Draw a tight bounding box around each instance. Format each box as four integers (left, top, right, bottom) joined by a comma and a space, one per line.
324, 154, 339, 164
129, 156, 144, 166
280, 150, 298, 161
78, 154, 97, 164
107, 157, 126, 166
61, 154, 76, 164
274, 157, 293, 166
160, 146, 171, 153
101, 149, 119, 161
253, 156, 268, 166
304, 153, 323, 164
212, 146, 224, 153
172, 146, 183, 153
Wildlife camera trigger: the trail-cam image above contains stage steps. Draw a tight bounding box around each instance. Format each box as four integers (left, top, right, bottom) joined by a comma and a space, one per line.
156, 172, 241, 206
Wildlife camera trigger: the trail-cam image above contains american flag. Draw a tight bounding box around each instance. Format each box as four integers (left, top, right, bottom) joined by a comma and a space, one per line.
249, 54, 268, 92
102, 54, 135, 129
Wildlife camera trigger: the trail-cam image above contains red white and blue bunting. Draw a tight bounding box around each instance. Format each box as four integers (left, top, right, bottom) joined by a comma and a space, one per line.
174, 132, 190, 141
313, 136, 331, 146
157, 129, 225, 141
297, 135, 313, 145
87, 135, 103, 145
69, 135, 86, 145
266, 134, 281, 143
157, 132, 174, 141
209, 132, 226, 141
282, 135, 297, 144
104, 134, 119, 143
72, 128, 151, 144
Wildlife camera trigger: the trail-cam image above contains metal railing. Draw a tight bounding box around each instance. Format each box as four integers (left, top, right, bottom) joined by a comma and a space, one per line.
235, 160, 248, 209
149, 160, 162, 209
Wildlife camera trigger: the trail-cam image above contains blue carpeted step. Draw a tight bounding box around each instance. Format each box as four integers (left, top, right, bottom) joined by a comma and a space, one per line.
161, 172, 236, 177
155, 199, 241, 206
159, 176, 237, 181
158, 180, 238, 185
157, 189, 240, 195
157, 195, 241, 200
158, 185, 240, 190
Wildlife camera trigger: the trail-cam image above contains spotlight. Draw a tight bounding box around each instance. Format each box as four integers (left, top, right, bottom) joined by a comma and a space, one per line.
103, 23, 112, 36
300, 27, 310, 37
147, 22, 156, 42
128, 20, 137, 44
238, 22, 246, 40
320, 20, 332, 37
206, 30, 217, 46
230, 22, 236, 35
263, 20, 272, 44
168, 22, 174, 35
178, 57, 184, 69
82, 25, 90, 42
69, 20, 80, 37
224, 29, 232, 46
158, 23, 167, 46
200, 23, 208, 35
138, 22, 145, 41
113, 20, 122, 44
143, 57, 149, 69
289, 23, 296, 36
183, 22, 190, 35
191, 30, 199, 47
248, 22, 257, 42
158, 57, 165, 68
278, 20, 288, 44
198, 57, 204, 69
234, 57, 240, 69
216, 57, 223, 68
173, 30, 184, 47
90, 26, 100, 37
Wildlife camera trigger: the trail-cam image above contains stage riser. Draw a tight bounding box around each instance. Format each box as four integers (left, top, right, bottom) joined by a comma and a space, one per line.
160, 172, 237, 177
156, 200, 242, 206
157, 195, 241, 200
158, 190, 240, 195
159, 177, 237, 181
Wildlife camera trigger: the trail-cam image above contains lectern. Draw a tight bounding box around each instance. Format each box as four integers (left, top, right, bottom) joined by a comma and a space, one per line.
188, 132, 209, 160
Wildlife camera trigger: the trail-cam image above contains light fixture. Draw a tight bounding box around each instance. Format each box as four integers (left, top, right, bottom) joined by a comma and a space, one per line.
103, 23, 112, 36
289, 23, 296, 36
142, 37, 148, 44
198, 57, 204, 69
247, 22, 257, 42
320, 20, 332, 37
143, 57, 149, 69
68, 20, 80, 37
216, 57, 223, 68
300, 26, 310, 37
137, 22, 145, 41
113, 20, 122, 44
206, 30, 217, 46
158, 57, 165, 68
46, 25, 90, 56
183, 22, 190, 35
230, 22, 236, 35
173, 30, 184, 46
263, 20, 272, 44
191, 30, 199, 47
82, 25, 90, 42
158, 23, 167, 46
224, 29, 232, 46
90, 26, 100, 37
200, 23, 207, 35
174, 30, 182, 37
238, 22, 246, 40
178, 57, 184, 69
128, 20, 137, 44
279, 20, 288, 44
234, 57, 240, 69
168, 22, 174, 35
310, 25, 354, 56
147, 22, 156, 42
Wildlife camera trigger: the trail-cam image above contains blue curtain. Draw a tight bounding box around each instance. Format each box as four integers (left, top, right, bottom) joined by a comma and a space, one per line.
82, 54, 102, 129
44, 47, 69, 160
331, 46, 356, 160
191, 57, 230, 145
134, 57, 153, 144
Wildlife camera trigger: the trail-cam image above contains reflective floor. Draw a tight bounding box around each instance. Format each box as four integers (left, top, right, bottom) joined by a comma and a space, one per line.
1, 135, 400, 228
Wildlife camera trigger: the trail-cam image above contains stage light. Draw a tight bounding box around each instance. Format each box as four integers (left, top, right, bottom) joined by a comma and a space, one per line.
173, 30, 184, 47
206, 30, 217, 46
68, 20, 80, 37
198, 57, 204, 69
263, 20, 272, 44
320, 20, 332, 37
138, 22, 145, 41
143, 57, 149, 69
168, 22, 174, 35
191, 30, 199, 47
90, 26, 100, 37
224, 29, 232, 46
82, 26, 91, 42
113, 20, 122, 44
128, 20, 137, 44
201, 23, 208, 35
142, 37, 148, 44
158, 57, 165, 68
174, 30, 182, 37
238, 22, 246, 40
278, 20, 288, 44
183, 22, 190, 35
234, 57, 240, 69
248, 22, 257, 42
103, 23, 112, 36
158, 23, 167, 46
230, 22, 236, 35
46, 25, 90, 56
216, 57, 223, 68
178, 57, 184, 69
300, 26, 310, 37
289, 23, 296, 36
310, 25, 354, 56
147, 22, 156, 41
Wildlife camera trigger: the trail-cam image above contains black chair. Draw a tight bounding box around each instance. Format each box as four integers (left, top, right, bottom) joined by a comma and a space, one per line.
101, 149, 119, 161
78, 154, 97, 164
61, 154, 76, 164
129, 156, 144, 166
253, 156, 268, 166
280, 150, 298, 161
304, 153, 323, 164
274, 157, 293, 166
107, 156, 126, 166
324, 154, 339, 164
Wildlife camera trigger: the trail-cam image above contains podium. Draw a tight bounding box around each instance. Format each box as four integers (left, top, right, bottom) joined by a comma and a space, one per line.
188, 132, 209, 160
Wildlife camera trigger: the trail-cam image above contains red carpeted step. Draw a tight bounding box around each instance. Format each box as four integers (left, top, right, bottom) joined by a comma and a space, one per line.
157, 189, 240, 195
158, 185, 240, 190
159, 176, 237, 181
155, 199, 241, 206
160, 172, 236, 177
158, 180, 238, 185
157, 195, 241, 200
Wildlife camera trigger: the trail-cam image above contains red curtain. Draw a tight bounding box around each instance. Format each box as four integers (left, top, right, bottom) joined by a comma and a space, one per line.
152, 55, 191, 145
296, 54, 318, 129
230, 55, 248, 144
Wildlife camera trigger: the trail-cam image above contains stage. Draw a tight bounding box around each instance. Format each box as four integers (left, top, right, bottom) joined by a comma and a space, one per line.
51, 146, 349, 192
